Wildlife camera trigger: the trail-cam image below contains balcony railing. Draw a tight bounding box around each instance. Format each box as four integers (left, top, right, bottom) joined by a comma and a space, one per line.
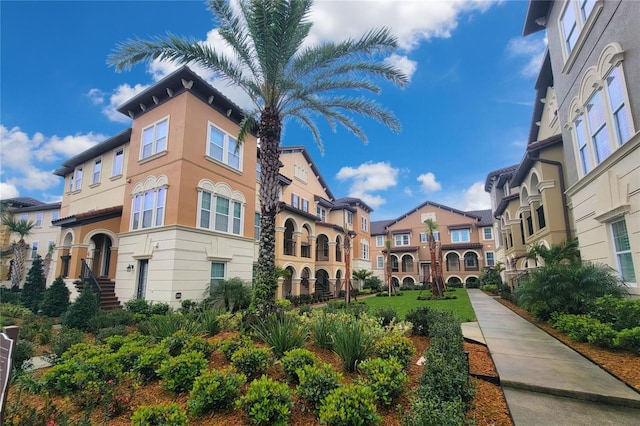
284, 239, 296, 256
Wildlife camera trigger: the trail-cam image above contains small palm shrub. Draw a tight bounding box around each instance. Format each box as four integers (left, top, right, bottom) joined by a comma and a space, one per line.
133, 346, 166, 383
318, 384, 381, 426
230, 346, 271, 379
251, 314, 307, 358
88, 309, 136, 333
237, 376, 294, 425
131, 402, 188, 426
216, 334, 254, 360
332, 318, 377, 372
280, 348, 318, 383
62, 286, 99, 331
296, 362, 342, 413
138, 313, 203, 339
374, 335, 415, 369
357, 357, 408, 406
309, 311, 336, 350
40, 276, 70, 317
195, 309, 222, 336
157, 351, 207, 393
187, 368, 246, 416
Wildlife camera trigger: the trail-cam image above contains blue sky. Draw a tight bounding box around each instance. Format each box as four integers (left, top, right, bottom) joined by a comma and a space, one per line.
0, 0, 545, 221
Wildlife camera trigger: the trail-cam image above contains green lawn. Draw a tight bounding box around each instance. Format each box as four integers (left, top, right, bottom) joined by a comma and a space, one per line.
360, 288, 476, 322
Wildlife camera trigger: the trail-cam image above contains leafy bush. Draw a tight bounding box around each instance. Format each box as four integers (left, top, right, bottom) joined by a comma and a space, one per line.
62, 286, 99, 331
88, 309, 136, 332
0, 288, 21, 305
372, 306, 398, 327
149, 302, 171, 316
357, 357, 407, 406
296, 362, 342, 413
208, 277, 252, 312
157, 350, 207, 393
124, 298, 151, 315
12, 340, 35, 370
405, 306, 437, 336
237, 376, 294, 425
592, 295, 640, 331
21, 255, 46, 313
48, 326, 85, 361
130, 402, 188, 426
187, 367, 246, 416
614, 327, 640, 354
133, 346, 166, 383
217, 312, 243, 331
374, 335, 415, 369
405, 397, 466, 426
160, 330, 212, 357
480, 284, 498, 294
324, 300, 368, 317
40, 276, 70, 317
586, 322, 618, 347
309, 311, 336, 350
332, 317, 377, 372
318, 384, 381, 426
552, 314, 600, 342
252, 314, 307, 358
0, 303, 31, 318
95, 325, 128, 344
18, 313, 52, 344
194, 309, 221, 336
515, 263, 627, 320
281, 348, 318, 383
230, 346, 271, 379
216, 334, 254, 360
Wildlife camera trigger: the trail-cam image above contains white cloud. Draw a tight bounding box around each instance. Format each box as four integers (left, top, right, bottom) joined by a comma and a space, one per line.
336, 161, 399, 209
417, 172, 442, 193
506, 36, 546, 78
0, 182, 19, 199
0, 125, 105, 197
385, 54, 418, 81
462, 181, 491, 210
403, 187, 413, 197
86, 88, 105, 105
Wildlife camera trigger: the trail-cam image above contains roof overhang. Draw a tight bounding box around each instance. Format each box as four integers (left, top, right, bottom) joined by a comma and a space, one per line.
511, 134, 563, 187
52, 206, 123, 228
523, 0, 552, 36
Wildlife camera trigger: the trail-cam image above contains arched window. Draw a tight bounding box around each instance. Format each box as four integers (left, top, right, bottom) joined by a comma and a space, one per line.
446, 253, 460, 271
464, 252, 479, 271
401, 255, 413, 272
316, 235, 329, 261
284, 219, 296, 256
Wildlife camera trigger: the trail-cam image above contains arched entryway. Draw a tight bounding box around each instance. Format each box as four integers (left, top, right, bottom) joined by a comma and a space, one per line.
283, 266, 295, 297
315, 269, 330, 296
89, 233, 113, 277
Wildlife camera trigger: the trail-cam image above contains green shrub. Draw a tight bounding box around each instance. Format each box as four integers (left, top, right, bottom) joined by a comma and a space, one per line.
133, 345, 166, 383
0, 288, 21, 305
217, 334, 254, 360
586, 321, 618, 347
231, 346, 271, 379
195, 309, 221, 336
95, 325, 128, 344
374, 335, 415, 370
217, 312, 243, 331
157, 350, 207, 393
405, 397, 466, 426
281, 348, 318, 383
130, 402, 188, 426
614, 327, 640, 354
160, 330, 212, 357
88, 309, 136, 332
332, 318, 377, 372
372, 306, 398, 327
12, 340, 35, 370
251, 314, 307, 358
40, 276, 70, 317
324, 301, 369, 317
480, 284, 499, 294
237, 376, 294, 425
149, 302, 171, 316
357, 357, 407, 406
318, 384, 381, 426
552, 314, 600, 342
275, 298, 292, 311
105, 332, 153, 351
208, 277, 252, 312
309, 311, 336, 350
124, 298, 151, 315
138, 313, 203, 340
419, 349, 474, 408
592, 295, 640, 331
62, 286, 99, 331
187, 367, 246, 416
21, 255, 46, 313
405, 306, 436, 336
48, 326, 85, 361
113, 341, 149, 371
296, 362, 342, 413
0, 316, 15, 327
19, 314, 52, 344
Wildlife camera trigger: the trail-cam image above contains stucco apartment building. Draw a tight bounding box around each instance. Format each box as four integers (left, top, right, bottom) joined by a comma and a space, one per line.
522, 0, 639, 294
49, 66, 373, 308
370, 202, 495, 288
1, 197, 61, 287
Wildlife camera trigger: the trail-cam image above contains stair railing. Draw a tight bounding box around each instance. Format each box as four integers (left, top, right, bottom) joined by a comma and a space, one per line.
80, 259, 102, 299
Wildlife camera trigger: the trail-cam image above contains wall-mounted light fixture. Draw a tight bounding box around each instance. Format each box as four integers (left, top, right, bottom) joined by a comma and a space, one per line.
127, 264, 134, 272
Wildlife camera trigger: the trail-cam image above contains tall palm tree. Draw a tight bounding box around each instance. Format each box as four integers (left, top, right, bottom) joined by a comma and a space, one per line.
424, 219, 443, 297
526, 237, 580, 266
2, 215, 36, 290
109, 0, 407, 315
352, 269, 373, 289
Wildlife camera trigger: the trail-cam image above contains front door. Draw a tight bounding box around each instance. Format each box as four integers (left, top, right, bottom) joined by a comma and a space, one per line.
136, 260, 148, 299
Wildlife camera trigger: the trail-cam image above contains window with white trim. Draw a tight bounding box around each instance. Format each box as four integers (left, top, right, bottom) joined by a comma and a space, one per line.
346, 211, 353, 225
131, 187, 166, 230
210, 262, 226, 290
420, 233, 428, 243
31, 241, 39, 259
291, 193, 300, 209
141, 117, 168, 159
361, 217, 368, 232
92, 159, 102, 184
376, 255, 384, 269
301, 198, 309, 213
207, 123, 241, 170
376, 235, 384, 247
20, 213, 28, 222
361, 240, 369, 260
485, 252, 495, 267
451, 229, 470, 243
113, 149, 124, 176
316, 206, 327, 221
35, 213, 43, 227
611, 219, 636, 285
394, 234, 410, 246
294, 163, 308, 183
73, 167, 83, 191
198, 190, 244, 235
254, 213, 261, 241
483, 227, 493, 240
560, 0, 597, 56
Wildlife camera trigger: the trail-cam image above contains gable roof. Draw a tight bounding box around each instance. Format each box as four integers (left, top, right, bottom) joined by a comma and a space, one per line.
333, 197, 373, 214
10, 202, 61, 213
280, 145, 335, 200
1, 197, 46, 208
465, 209, 493, 226
484, 164, 518, 192
372, 200, 485, 233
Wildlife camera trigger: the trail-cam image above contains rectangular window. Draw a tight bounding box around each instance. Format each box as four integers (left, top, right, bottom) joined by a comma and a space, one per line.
291, 194, 300, 209
113, 149, 124, 176
131, 188, 166, 230
561, 2, 578, 54
141, 117, 168, 159
574, 117, 591, 175
215, 197, 229, 232
20, 213, 28, 222
536, 205, 546, 229
420, 233, 428, 243
232, 201, 242, 234
200, 191, 212, 228
301, 198, 309, 213
31, 241, 39, 259
606, 66, 632, 145
73, 167, 83, 191
394, 234, 410, 246
254, 213, 261, 241
294, 164, 308, 183
92, 159, 102, 184
433, 231, 440, 242
346, 211, 353, 225
485, 252, 495, 267
376, 255, 384, 269
210, 262, 226, 290
207, 123, 242, 170
35, 213, 43, 227
451, 229, 470, 243
376, 235, 384, 247
587, 91, 611, 164
579, 0, 596, 21
527, 214, 534, 236
199, 191, 243, 236
361, 241, 369, 260
483, 227, 493, 240
52, 211, 59, 221
361, 217, 368, 232
611, 219, 636, 284
316, 206, 327, 222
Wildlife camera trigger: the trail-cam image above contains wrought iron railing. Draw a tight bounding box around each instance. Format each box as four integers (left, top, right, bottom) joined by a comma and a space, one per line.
80, 259, 102, 298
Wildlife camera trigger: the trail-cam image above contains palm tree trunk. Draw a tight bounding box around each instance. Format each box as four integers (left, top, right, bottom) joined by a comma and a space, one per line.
252, 107, 282, 316
11, 240, 28, 290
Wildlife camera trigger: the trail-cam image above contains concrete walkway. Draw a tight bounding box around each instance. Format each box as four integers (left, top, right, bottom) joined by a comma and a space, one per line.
466, 289, 640, 425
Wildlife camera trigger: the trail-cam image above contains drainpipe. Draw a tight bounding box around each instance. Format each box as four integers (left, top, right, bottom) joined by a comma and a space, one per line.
530, 155, 572, 241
